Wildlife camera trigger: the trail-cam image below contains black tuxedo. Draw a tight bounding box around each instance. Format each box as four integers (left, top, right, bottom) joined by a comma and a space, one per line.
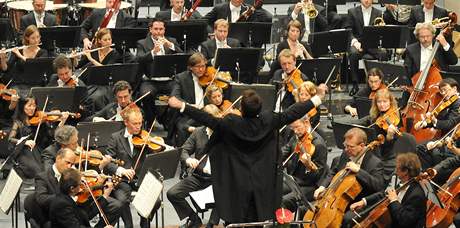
49, 194, 92, 228
154, 9, 202, 21
171, 70, 204, 104
136, 35, 182, 77
426, 98, 460, 135
202, 2, 260, 26
20, 12, 57, 32
287, 4, 328, 35
80, 9, 136, 40
408, 5, 448, 27
35, 169, 60, 213
41, 143, 60, 170
199, 38, 241, 61
271, 69, 308, 111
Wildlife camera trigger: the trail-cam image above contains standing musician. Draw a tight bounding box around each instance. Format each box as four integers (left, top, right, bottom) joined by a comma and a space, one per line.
167, 104, 221, 228
313, 128, 384, 203
80, 0, 136, 50
281, 116, 327, 211
348, 152, 427, 228
345, 0, 387, 96
167, 84, 327, 223
199, 19, 241, 65
407, 0, 449, 28
49, 167, 115, 228
155, 0, 202, 21
272, 49, 309, 112
19, 0, 57, 32
344, 68, 386, 117
287, 0, 329, 42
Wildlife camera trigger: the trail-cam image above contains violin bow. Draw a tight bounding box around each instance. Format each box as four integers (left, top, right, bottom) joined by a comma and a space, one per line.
324, 65, 337, 86
85, 133, 91, 171
386, 77, 399, 88
82, 179, 111, 226
4, 79, 12, 88
221, 95, 243, 116
78, 139, 84, 171
133, 119, 156, 172
108, 91, 151, 121
31, 96, 49, 151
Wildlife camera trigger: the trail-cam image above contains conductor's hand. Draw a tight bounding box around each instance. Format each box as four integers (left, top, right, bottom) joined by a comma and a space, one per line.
122, 168, 135, 180
350, 199, 365, 211
168, 96, 184, 109
313, 186, 325, 199
316, 83, 328, 100
186, 158, 199, 168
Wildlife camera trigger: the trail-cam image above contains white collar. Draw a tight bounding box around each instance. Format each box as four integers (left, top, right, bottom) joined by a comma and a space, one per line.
423, 7, 434, 13
421, 43, 433, 50
52, 164, 61, 180
230, 2, 241, 11
206, 128, 213, 137
361, 5, 372, 13
123, 128, 132, 138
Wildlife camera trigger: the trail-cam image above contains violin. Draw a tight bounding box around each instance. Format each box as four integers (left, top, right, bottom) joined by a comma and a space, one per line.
28, 110, 81, 125
0, 130, 6, 139
132, 130, 167, 153
374, 107, 402, 137
306, 108, 317, 119
64, 77, 77, 87
219, 99, 242, 117
283, 67, 303, 93
0, 84, 18, 101
77, 170, 120, 204
426, 94, 459, 124
368, 84, 387, 100
75, 147, 125, 166
294, 132, 317, 171
199, 66, 232, 89
236, 0, 263, 22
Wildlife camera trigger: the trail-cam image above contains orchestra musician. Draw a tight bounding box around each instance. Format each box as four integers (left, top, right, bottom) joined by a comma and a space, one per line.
167, 84, 327, 223
344, 68, 386, 117
281, 116, 327, 211
348, 152, 427, 228
42, 125, 79, 169
167, 104, 221, 228
155, 0, 202, 21
202, 0, 267, 25
287, 0, 329, 41
277, 20, 313, 60
48, 55, 85, 87
407, 0, 449, 28
49, 167, 115, 228
345, 0, 387, 96
0, 87, 19, 129
205, 85, 240, 117
292, 81, 320, 127
199, 19, 241, 65
80, 0, 136, 50
382, 4, 411, 25
19, 0, 57, 32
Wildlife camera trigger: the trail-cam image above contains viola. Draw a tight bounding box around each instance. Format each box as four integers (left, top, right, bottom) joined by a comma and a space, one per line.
306, 108, 317, 119
219, 99, 242, 117
283, 68, 303, 93
28, 110, 81, 125
77, 170, 120, 204
75, 147, 125, 166
303, 135, 385, 228
427, 94, 459, 124
181, 0, 202, 20
199, 66, 232, 89
0, 84, 18, 101
374, 107, 402, 137
236, 0, 263, 22
132, 130, 167, 153
294, 132, 317, 171
368, 84, 387, 100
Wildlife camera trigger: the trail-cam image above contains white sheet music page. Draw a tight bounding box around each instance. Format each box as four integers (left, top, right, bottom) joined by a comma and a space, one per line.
189, 185, 214, 210
0, 169, 23, 213
132, 171, 163, 218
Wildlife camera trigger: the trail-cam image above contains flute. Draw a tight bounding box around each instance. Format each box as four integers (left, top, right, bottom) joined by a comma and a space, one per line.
66, 44, 115, 58
0, 43, 42, 54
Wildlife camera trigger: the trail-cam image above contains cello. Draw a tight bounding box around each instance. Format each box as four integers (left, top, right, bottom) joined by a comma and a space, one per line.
401, 12, 457, 143
303, 135, 385, 228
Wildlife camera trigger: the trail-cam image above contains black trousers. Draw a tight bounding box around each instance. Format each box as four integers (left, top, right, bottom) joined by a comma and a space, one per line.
15, 147, 44, 179
112, 182, 150, 228
167, 174, 220, 224
348, 47, 388, 83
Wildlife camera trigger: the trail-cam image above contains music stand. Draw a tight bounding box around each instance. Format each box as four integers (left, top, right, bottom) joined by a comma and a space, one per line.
137, 148, 181, 183
110, 28, 148, 49
76, 121, 124, 148
151, 54, 191, 79
362, 26, 409, 50
309, 29, 351, 57
298, 58, 342, 84
441, 71, 460, 86
379, 0, 419, 5
313, 0, 346, 5
19, 58, 54, 86
215, 48, 263, 83
228, 22, 272, 47
364, 60, 409, 87
353, 96, 372, 119
29, 86, 87, 112
229, 83, 275, 112
81, 63, 139, 86
332, 120, 376, 149
39, 26, 81, 51
165, 20, 208, 51
0, 18, 15, 44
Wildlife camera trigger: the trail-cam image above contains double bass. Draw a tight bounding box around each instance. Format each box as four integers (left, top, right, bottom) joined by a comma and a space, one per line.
401, 12, 457, 143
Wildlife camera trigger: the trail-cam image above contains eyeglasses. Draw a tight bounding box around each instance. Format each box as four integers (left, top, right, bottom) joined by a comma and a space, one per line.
343, 143, 359, 149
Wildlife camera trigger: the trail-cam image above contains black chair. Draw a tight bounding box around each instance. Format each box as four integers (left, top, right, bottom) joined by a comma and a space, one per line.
24, 193, 51, 228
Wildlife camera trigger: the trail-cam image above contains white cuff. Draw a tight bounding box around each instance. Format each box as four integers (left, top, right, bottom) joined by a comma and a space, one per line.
362, 198, 367, 206
442, 43, 451, 52
169, 43, 175, 51
311, 95, 322, 107
150, 50, 155, 58
291, 11, 298, 20
115, 167, 126, 176
351, 38, 358, 47
180, 102, 186, 113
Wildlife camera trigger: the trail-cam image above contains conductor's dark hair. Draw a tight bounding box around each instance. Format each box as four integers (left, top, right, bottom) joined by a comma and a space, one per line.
439, 78, 459, 90
241, 89, 262, 118
59, 168, 81, 195
112, 80, 132, 95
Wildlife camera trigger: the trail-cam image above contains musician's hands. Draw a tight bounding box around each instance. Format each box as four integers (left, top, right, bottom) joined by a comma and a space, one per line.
386, 124, 398, 140
293, 2, 303, 14
25, 140, 35, 150
153, 42, 161, 54
316, 83, 328, 100
313, 186, 325, 199
345, 105, 358, 117
104, 225, 114, 228
186, 158, 200, 168
414, 120, 426, 130
93, 117, 108, 122
83, 38, 92, 50
387, 188, 398, 202
352, 40, 362, 52
162, 38, 173, 49
99, 155, 112, 170
0, 49, 6, 61
168, 96, 184, 109
446, 139, 460, 156
103, 179, 114, 198
345, 161, 360, 173
187, 126, 196, 133
384, 4, 397, 10
350, 199, 365, 211
436, 33, 449, 48
122, 168, 135, 180
426, 140, 439, 150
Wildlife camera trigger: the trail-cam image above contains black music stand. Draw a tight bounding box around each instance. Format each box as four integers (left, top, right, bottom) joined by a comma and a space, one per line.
228, 22, 272, 47
137, 148, 181, 183
441, 71, 460, 86
298, 58, 342, 84
215, 48, 263, 83
29, 86, 87, 112
151, 54, 191, 79
39, 26, 81, 51
379, 0, 419, 5
309, 29, 351, 57
313, 0, 346, 5
354, 96, 372, 119
19, 58, 54, 86
362, 26, 409, 50
332, 120, 376, 149
364, 60, 409, 86
76, 121, 124, 148
229, 83, 275, 112
110, 28, 148, 49
165, 20, 208, 51
0, 18, 15, 44
81, 63, 139, 86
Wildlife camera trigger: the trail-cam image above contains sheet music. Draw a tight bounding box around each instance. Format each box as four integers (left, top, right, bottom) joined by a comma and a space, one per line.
0, 169, 23, 213
132, 172, 163, 218
189, 185, 214, 210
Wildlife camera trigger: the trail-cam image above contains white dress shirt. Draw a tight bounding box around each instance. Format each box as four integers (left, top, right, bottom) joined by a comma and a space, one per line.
361, 5, 372, 27
171, 10, 182, 21
192, 74, 204, 108
420, 44, 433, 72
123, 128, 134, 155
52, 164, 61, 181
229, 3, 241, 23
424, 7, 434, 23
106, 10, 119, 28
274, 72, 288, 113
34, 11, 45, 27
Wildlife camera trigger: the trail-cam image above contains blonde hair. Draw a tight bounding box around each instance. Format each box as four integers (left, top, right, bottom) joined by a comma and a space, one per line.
203, 104, 221, 118
95, 28, 112, 48
205, 84, 223, 99
278, 49, 296, 62
414, 22, 436, 38
293, 81, 317, 102
23, 25, 39, 45
214, 19, 229, 30
369, 89, 399, 120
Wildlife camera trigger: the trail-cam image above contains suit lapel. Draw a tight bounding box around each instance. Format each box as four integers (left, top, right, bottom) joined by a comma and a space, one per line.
357, 7, 364, 28
185, 72, 197, 104
414, 44, 421, 71
119, 130, 133, 158
370, 8, 381, 25
115, 11, 123, 27
49, 170, 59, 193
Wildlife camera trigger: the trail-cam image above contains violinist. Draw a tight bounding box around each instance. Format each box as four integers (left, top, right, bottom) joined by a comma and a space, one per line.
199, 19, 241, 65
272, 49, 308, 112
281, 117, 327, 212
155, 0, 202, 21
202, 0, 265, 25
206, 85, 241, 117
348, 153, 427, 228
48, 55, 85, 87
49, 167, 115, 228
0, 84, 19, 129
344, 68, 386, 117
42, 125, 79, 169
167, 104, 221, 228
313, 128, 384, 202
293, 81, 320, 127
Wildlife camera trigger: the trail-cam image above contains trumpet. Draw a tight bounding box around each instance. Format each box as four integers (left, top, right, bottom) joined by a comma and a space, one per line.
302, 2, 318, 19
373, 17, 386, 26
431, 17, 450, 26
66, 44, 115, 58
0, 43, 42, 54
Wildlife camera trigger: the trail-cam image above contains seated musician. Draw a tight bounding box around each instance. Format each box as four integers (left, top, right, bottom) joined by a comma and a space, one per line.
382, 4, 411, 25
42, 125, 79, 169
345, 0, 387, 96
155, 0, 202, 21
271, 49, 309, 112
348, 152, 427, 228
35, 148, 121, 227
167, 104, 221, 228
48, 55, 85, 87
0, 88, 19, 129
281, 116, 327, 212
344, 68, 386, 117
136, 18, 182, 126
205, 85, 240, 117
49, 167, 115, 228
407, 0, 449, 28
19, 0, 57, 32
293, 81, 320, 127
313, 128, 384, 204
80, 0, 136, 50
288, 0, 328, 39
199, 19, 241, 66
